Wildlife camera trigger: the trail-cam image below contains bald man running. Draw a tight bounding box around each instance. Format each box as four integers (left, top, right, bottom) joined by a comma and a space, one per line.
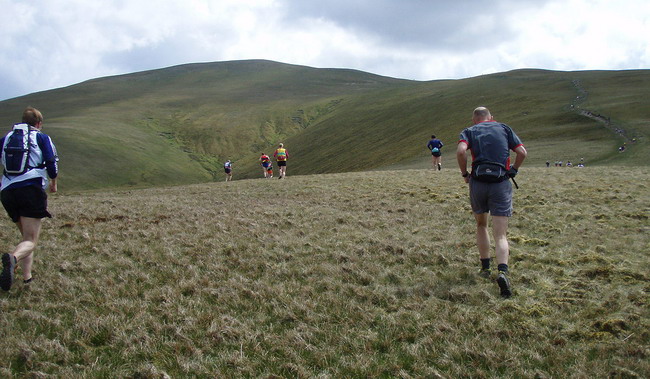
457, 107, 527, 298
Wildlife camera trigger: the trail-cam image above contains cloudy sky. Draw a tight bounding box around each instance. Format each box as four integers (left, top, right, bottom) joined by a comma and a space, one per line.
1, 0, 649, 100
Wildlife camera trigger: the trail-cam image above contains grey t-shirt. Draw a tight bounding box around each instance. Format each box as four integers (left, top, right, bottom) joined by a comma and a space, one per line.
459, 121, 523, 168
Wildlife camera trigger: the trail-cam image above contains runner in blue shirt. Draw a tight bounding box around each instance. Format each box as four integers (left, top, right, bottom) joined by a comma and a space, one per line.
427, 135, 444, 170
1, 107, 58, 291
224, 160, 233, 182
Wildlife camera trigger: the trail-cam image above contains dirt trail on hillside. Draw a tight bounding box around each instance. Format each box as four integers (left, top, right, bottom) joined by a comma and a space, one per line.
571, 79, 635, 143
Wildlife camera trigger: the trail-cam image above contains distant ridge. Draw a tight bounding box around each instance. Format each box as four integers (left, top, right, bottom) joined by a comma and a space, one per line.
0, 60, 647, 190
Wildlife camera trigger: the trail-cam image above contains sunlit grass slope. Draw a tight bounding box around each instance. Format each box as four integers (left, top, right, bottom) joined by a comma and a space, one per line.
0, 61, 648, 190
1, 167, 648, 377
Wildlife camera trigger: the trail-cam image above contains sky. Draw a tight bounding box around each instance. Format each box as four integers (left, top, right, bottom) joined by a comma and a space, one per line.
1, 0, 649, 101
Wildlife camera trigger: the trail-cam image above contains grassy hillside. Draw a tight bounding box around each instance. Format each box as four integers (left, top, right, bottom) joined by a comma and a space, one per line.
247, 69, 648, 178
0, 60, 410, 190
1, 168, 648, 377
0, 61, 648, 190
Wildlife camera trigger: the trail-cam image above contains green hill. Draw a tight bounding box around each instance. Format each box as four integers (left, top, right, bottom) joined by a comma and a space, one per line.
0, 60, 647, 190
279, 69, 648, 176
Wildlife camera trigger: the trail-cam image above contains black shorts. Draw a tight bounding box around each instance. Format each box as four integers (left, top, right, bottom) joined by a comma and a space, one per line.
1, 185, 52, 222
432, 151, 441, 157
225, 169, 232, 174
277, 161, 287, 167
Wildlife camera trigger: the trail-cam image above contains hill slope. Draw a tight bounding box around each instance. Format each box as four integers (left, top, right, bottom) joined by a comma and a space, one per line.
0, 60, 647, 190
0, 60, 411, 190
267, 69, 649, 177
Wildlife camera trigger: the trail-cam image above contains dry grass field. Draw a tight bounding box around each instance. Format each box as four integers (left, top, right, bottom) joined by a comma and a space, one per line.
1, 167, 648, 378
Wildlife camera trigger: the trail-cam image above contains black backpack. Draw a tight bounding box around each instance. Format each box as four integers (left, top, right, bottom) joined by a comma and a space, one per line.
2, 125, 33, 176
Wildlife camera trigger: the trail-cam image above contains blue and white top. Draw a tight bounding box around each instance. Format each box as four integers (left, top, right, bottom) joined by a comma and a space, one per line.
427, 138, 444, 152
0, 123, 59, 191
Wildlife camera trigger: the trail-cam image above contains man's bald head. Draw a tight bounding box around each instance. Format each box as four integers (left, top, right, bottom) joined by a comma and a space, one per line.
473, 107, 492, 124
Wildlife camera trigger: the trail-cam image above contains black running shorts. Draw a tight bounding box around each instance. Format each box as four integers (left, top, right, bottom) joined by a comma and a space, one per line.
1, 185, 51, 222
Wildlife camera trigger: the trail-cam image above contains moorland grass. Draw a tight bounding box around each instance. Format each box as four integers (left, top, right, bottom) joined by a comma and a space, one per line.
1, 167, 648, 377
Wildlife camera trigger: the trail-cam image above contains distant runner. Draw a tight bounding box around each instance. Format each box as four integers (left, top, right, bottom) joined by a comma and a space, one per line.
224, 160, 233, 182
259, 153, 272, 178
427, 135, 444, 170
274, 143, 289, 179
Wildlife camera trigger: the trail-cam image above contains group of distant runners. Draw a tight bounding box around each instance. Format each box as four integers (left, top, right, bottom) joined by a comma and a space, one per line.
547, 159, 585, 168
2, 105, 528, 299
223, 143, 289, 181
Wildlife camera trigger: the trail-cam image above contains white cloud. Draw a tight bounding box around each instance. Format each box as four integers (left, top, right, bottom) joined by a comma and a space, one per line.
0, 0, 648, 100
501, 0, 650, 71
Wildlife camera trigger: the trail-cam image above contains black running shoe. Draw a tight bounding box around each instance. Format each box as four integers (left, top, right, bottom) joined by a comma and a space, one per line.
1, 253, 16, 291
497, 271, 512, 298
